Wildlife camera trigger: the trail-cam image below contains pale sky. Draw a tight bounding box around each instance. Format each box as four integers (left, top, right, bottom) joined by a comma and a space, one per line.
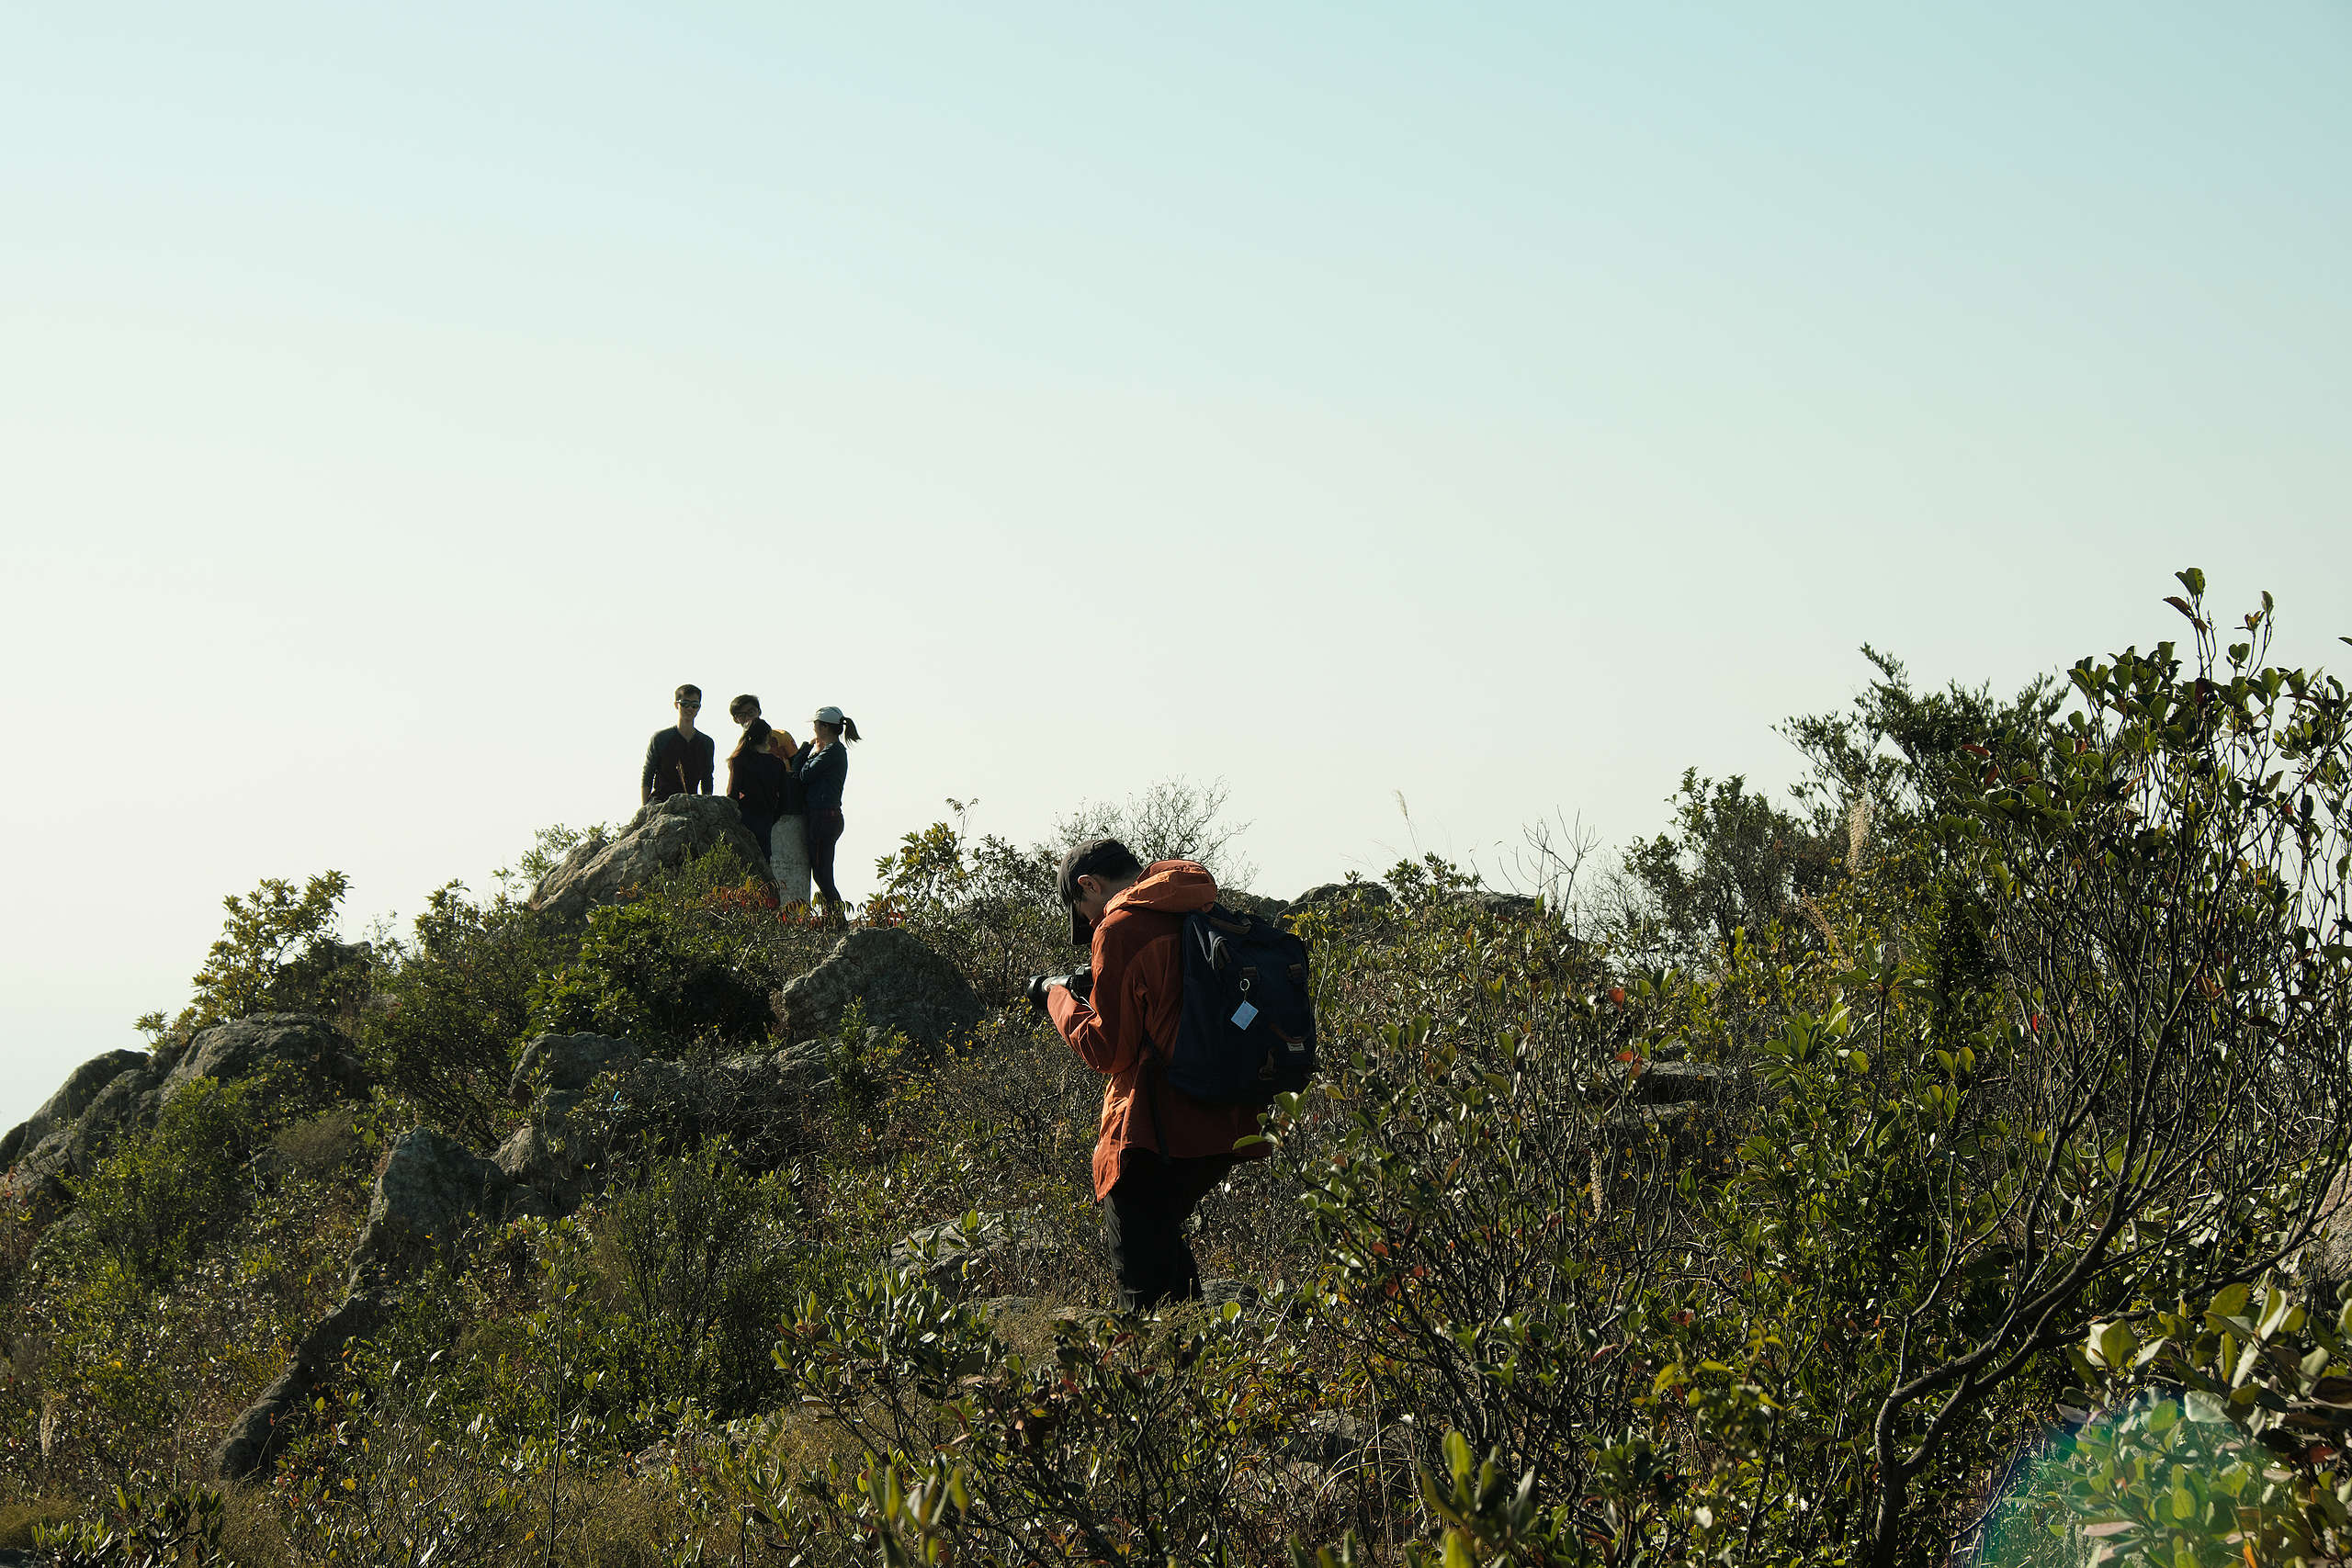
5, 3, 2347, 1127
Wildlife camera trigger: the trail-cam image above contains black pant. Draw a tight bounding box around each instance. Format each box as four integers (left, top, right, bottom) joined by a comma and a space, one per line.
1103, 1154, 1235, 1312
807, 809, 845, 905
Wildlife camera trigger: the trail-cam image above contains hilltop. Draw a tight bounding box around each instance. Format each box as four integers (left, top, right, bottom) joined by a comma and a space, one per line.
5, 572, 2351, 1567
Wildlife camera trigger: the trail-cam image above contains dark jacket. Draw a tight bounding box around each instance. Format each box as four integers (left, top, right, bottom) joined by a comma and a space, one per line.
643, 728, 715, 801
727, 748, 789, 826
790, 741, 848, 814
1046, 860, 1270, 1200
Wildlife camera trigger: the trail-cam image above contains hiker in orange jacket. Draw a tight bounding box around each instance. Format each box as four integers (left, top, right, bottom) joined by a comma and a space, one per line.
1031, 838, 1266, 1311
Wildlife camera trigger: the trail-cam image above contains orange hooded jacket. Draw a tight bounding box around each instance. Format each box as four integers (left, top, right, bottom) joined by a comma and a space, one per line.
1046, 860, 1271, 1201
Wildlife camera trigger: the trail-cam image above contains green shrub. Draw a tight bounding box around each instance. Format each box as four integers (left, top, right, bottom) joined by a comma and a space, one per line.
602, 1138, 804, 1425
363, 879, 570, 1144
0, 1496, 73, 1549
160, 871, 368, 1036
67, 1077, 263, 1292
684, 1277, 1328, 1565
529, 849, 777, 1052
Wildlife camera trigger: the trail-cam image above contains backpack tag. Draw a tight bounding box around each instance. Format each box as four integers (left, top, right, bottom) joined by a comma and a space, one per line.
1230, 1000, 1260, 1030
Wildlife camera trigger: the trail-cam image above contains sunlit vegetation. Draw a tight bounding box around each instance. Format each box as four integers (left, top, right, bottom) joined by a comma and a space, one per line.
5, 570, 2350, 1566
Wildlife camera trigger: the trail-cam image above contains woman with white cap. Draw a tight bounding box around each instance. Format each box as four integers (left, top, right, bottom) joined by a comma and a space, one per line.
789, 706, 860, 923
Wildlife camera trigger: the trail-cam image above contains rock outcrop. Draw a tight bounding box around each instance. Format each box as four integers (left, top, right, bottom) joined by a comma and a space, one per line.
774, 927, 982, 1048
3, 1014, 363, 1211
1286, 881, 1395, 916
494, 1032, 647, 1211
163, 1012, 367, 1100
528, 795, 773, 926
493, 1032, 838, 1211
211, 1128, 546, 1479
0, 1048, 146, 1171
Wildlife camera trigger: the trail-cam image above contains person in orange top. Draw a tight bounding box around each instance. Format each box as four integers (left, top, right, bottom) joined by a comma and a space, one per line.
1033, 838, 1267, 1311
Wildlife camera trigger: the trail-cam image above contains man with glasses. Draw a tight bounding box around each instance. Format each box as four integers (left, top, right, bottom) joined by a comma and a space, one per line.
640, 684, 716, 804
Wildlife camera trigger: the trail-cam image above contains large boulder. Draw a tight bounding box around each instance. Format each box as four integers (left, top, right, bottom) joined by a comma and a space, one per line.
773, 927, 982, 1048
507, 1032, 643, 1107
351, 1127, 544, 1284
164, 1013, 368, 1100
529, 795, 773, 926
0, 1048, 146, 1171
496, 1032, 649, 1210
4, 1014, 364, 1209
1287, 881, 1394, 916
494, 1033, 836, 1211
213, 1128, 545, 1480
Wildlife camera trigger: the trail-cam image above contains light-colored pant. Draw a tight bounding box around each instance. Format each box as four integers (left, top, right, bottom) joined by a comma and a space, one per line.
770, 815, 812, 908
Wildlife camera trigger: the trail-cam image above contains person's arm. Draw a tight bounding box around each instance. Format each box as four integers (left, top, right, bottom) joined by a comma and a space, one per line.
725, 752, 745, 804
641, 732, 663, 803
806, 744, 846, 801
695, 735, 714, 795
1046, 928, 1142, 1076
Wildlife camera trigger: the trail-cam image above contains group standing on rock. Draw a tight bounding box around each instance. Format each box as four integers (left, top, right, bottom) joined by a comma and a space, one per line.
641, 683, 861, 923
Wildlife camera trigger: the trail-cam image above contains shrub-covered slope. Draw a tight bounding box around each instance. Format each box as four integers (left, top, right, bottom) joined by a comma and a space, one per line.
5, 572, 2352, 1568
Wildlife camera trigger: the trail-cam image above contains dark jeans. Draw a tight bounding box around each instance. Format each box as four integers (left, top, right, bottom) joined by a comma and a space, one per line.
807, 809, 845, 905
1103, 1153, 1236, 1312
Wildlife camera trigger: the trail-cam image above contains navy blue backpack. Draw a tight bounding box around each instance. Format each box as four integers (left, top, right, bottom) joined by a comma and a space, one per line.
1153, 903, 1317, 1105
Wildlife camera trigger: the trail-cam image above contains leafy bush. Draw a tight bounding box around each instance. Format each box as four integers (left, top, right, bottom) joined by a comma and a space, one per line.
69, 1077, 265, 1292
9, 566, 2350, 1568
870, 810, 1066, 1006
602, 1139, 803, 1423
154, 872, 368, 1038
362, 880, 571, 1144
2050, 1280, 2352, 1566
685, 1278, 1330, 1565
529, 848, 779, 1053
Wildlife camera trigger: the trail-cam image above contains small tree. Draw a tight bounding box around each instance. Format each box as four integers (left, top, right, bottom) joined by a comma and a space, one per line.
1053, 775, 1258, 889
172, 871, 365, 1033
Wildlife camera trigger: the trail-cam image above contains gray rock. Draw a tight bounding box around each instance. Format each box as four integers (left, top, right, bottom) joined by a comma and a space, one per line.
56, 1067, 162, 1176
1293, 1409, 1373, 1468
508, 1032, 644, 1107
164, 1013, 367, 1100
1287, 881, 1395, 915
1464, 890, 1543, 920
1202, 1278, 1261, 1310
1217, 890, 1291, 920
215, 1128, 545, 1479
210, 1291, 390, 1481
528, 795, 773, 926
0, 1047, 148, 1171
495, 1034, 836, 1211
2309, 1168, 2352, 1289
497, 1033, 654, 1207
351, 1127, 545, 1287
774, 927, 982, 1049
1633, 1061, 1743, 1106
4, 1014, 361, 1220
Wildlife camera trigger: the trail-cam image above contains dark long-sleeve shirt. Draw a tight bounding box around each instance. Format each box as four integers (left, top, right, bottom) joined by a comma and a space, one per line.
728, 748, 790, 825
790, 741, 848, 813
642, 728, 715, 802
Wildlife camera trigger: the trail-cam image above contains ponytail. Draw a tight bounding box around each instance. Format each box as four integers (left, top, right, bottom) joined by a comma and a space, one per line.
841, 716, 862, 743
